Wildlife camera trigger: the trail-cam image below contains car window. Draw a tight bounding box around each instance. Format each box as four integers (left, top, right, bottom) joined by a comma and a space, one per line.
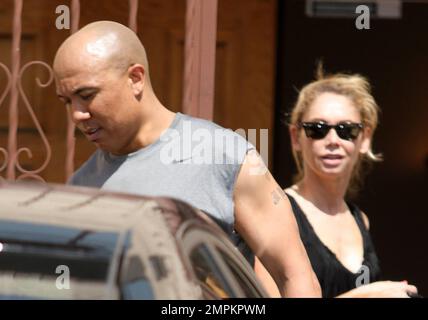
121, 279, 154, 300
120, 256, 155, 300
181, 227, 266, 298
189, 244, 232, 298
0, 274, 112, 299
0, 221, 121, 299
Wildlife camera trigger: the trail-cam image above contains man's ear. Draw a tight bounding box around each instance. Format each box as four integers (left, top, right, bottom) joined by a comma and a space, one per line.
128, 64, 145, 97
359, 127, 372, 155
289, 125, 302, 151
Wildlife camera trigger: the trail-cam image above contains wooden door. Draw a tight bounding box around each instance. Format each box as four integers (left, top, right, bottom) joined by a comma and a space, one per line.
0, 0, 277, 183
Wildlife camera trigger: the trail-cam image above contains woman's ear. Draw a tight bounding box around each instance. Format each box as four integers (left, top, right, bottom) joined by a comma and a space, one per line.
128, 64, 145, 97
289, 124, 302, 151
359, 127, 372, 155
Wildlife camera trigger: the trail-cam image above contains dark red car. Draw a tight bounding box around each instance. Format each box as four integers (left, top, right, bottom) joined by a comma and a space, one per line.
0, 181, 267, 299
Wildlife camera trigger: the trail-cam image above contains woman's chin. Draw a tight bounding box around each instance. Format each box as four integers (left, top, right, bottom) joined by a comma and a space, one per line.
318, 165, 349, 178
315, 158, 352, 175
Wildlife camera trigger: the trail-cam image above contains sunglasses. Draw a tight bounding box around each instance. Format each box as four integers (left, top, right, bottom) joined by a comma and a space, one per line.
299, 121, 364, 141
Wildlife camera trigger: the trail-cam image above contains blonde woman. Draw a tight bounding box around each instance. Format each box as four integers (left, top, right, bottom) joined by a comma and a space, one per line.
256, 69, 419, 298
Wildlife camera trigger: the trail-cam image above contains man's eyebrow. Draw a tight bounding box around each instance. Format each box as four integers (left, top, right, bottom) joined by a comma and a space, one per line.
72, 87, 98, 95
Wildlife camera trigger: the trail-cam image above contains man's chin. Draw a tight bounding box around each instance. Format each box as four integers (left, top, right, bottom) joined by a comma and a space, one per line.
97, 144, 128, 156
90, 139, 135, 156
93, 141, 113, 153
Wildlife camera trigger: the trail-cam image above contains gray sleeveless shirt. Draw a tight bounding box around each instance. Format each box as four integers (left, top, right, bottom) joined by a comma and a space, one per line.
69, 113, 254, 259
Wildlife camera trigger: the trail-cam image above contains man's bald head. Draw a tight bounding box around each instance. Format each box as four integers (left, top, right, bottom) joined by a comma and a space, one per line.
54, 21, 150, 83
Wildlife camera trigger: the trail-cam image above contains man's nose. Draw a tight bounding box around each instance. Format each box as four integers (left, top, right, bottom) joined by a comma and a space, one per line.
69, 101, 91, 124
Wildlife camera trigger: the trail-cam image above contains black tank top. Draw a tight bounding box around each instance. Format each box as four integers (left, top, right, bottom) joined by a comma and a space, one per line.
286, 194, 382, 297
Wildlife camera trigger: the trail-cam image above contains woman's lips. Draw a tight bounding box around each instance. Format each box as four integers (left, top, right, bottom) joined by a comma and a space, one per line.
320, 154, 344, 166
322, 154, 344, 159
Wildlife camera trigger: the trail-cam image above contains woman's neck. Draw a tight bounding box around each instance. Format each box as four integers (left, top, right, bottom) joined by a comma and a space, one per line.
293, 170, 351, 215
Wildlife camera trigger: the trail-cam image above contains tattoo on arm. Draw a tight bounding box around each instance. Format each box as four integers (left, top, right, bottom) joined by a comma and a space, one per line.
271, 187, 287, 206
276, 187, 287, 200
271, 190, 281, 205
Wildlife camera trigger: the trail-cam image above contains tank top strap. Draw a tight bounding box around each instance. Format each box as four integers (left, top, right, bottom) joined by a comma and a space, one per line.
346, 201, 374, 256
285, 193, 315, 239
346, 202, 368, 234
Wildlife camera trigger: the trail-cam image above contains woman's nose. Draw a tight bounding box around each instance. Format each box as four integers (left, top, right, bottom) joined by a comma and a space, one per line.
325, 127, 340, 145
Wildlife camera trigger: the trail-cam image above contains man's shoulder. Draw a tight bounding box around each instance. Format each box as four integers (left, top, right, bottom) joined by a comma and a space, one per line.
179, 113, 223, 132
180, 114, 254, 167
180, 113, 250, 143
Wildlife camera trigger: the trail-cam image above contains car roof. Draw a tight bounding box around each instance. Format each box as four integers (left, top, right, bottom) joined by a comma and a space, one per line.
0, 181, 227, 299
0, 181, 266, 299
0, 180, 222, 235
0, 181, 228, 272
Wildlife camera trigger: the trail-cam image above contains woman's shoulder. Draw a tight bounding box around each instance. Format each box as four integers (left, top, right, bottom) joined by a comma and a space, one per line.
360, 210, 370, 230
283, 187, 301, 209
283, 187, 310, 225
284, 186, 299, 199
347, 202, 370, 230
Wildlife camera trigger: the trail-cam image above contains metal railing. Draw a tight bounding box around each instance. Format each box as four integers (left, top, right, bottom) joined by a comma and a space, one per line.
0, 0, 218, 182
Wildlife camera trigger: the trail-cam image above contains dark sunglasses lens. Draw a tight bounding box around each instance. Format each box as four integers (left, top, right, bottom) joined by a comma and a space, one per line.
303, 123, 329, 139
336, 124, 360, 140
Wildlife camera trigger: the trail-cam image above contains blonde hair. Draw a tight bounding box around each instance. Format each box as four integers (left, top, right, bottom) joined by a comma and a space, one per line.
289, 66, 382, 198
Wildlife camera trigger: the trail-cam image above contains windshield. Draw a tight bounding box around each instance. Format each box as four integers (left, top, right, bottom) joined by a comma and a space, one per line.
0, 220, 121, 299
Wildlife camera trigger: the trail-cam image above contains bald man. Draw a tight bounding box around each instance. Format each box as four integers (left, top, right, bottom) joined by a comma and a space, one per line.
53, 21, 321, 297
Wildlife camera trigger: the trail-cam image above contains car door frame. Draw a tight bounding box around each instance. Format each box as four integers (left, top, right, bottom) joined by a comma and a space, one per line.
177, 221, 267, 298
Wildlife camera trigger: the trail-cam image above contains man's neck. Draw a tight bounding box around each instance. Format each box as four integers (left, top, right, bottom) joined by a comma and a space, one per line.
136, 97, 176, 148
111, 91, 176, 155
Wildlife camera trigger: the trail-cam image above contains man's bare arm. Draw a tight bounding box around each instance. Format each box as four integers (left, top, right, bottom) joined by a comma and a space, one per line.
254, 256, 282, 297
233, 150, 321, 297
